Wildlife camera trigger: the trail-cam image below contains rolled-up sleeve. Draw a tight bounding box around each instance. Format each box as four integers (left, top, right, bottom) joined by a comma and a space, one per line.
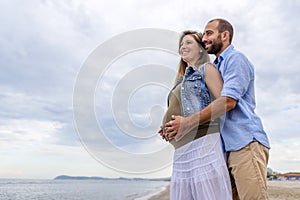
220, 53, 253, 101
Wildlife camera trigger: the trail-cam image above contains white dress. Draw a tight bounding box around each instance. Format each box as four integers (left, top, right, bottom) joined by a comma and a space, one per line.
170, 133, 232, 200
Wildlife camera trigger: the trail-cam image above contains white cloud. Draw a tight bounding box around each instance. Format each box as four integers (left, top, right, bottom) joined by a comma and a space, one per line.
0, 119, 63, 151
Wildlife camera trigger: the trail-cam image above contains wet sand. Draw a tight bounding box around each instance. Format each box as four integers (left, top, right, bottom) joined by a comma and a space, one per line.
149, 181, 300, 200
148, 185, 169, 200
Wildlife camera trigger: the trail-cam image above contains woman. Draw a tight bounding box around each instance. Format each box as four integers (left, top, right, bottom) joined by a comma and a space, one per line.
158, 30, 232, 200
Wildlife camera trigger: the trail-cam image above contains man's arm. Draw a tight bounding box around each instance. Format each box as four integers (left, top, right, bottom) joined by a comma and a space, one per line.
166, 96, 237, 141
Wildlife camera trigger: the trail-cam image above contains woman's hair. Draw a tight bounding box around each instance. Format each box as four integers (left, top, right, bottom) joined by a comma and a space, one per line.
176, 30, 210, 80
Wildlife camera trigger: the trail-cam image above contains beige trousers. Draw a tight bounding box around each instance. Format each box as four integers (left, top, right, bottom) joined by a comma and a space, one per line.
227, 141, 269, 200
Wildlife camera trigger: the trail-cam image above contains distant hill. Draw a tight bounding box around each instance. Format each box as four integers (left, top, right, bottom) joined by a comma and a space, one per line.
54, 175, 170, 181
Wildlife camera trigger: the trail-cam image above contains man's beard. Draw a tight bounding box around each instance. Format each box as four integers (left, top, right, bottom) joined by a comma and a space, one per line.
207, 35, 223, 55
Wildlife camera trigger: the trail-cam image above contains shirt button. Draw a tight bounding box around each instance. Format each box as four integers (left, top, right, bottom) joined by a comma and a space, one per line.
182, 87, 184, 90
187, 107, 190, 110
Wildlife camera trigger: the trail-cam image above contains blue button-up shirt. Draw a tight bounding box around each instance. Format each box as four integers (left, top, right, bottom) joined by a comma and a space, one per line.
215, 45, 270, 152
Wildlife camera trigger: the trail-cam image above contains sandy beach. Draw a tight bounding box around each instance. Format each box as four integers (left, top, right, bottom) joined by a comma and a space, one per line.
149, 181, 300, 200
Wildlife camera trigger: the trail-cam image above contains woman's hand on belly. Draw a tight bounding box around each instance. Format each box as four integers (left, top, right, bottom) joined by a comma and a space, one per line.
158, 126, 169, 141
165, 115, 192, 142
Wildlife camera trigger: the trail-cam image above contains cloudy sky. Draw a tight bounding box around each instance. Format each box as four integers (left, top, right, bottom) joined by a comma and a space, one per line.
1, 0, 300, 179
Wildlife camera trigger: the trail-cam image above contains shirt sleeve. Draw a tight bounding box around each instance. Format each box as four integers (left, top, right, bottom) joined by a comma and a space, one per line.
221, 53, 253, 101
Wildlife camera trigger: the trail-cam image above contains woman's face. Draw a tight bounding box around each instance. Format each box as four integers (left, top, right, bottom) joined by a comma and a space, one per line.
179, 34, 202, 66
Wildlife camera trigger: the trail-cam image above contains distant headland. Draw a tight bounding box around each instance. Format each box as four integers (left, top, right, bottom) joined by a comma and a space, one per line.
54, 175, 171, 181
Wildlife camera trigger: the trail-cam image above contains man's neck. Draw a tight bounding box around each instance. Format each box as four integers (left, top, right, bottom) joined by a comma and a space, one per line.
215, 43, 230, 58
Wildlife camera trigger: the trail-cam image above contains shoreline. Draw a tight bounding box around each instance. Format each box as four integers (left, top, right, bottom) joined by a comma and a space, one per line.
146, 181, 300, 200
134, 185, 169, 200
148, 185, 170, 200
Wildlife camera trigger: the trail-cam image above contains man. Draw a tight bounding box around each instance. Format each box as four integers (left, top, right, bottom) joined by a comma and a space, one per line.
166, 18, 270, 199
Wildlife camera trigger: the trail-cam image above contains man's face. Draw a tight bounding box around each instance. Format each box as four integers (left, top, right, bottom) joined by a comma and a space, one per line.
202, 21, 223, 55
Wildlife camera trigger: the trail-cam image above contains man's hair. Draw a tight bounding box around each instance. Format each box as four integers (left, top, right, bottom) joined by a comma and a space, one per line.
209, 18, 234, 43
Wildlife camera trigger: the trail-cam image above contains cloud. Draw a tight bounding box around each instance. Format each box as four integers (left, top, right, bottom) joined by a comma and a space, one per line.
1, 0, 300, 178
0, 118, 63, 151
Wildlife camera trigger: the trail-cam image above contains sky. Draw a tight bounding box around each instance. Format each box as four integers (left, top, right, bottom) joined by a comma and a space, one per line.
1, 0, 300, 179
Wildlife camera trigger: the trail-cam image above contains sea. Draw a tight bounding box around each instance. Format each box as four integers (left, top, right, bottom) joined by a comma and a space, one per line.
0, 179, 169, 200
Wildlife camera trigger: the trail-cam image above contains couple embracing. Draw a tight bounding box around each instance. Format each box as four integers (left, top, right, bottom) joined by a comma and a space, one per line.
159, 18, 270, 200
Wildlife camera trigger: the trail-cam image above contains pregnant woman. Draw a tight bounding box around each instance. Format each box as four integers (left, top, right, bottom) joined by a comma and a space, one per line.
158, 30, 232, 200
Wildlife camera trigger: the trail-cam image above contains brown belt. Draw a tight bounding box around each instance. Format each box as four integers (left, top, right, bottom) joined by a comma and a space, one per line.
169, 125, 220, 149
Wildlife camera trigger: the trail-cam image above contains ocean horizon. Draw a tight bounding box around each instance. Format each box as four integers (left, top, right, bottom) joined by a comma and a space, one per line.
0, 178, 169, 200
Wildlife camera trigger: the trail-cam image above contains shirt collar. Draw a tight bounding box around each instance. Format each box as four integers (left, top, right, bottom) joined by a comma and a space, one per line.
215, 45, 234, 69
184, 66, 198, 78
220, 44, 234, 59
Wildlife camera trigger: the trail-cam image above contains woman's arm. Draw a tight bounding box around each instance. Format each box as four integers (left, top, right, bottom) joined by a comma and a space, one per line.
205, 63, 223, 99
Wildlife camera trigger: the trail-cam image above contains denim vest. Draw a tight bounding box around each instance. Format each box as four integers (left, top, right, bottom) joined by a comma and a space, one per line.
177, 63, 218, 127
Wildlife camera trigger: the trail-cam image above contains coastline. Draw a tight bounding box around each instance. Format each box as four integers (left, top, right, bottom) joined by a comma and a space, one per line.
144, 181, 300, 200
134, 185, 169, 200
148, 185, 170, 200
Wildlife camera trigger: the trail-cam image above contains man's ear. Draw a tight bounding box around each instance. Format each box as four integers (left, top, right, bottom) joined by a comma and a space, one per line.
221, 31, 230, 43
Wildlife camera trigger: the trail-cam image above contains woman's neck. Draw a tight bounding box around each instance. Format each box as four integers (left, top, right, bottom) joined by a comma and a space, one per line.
188, 60, 201, 69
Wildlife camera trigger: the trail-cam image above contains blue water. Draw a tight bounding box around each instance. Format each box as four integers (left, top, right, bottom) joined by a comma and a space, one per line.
0, 179, 169, 200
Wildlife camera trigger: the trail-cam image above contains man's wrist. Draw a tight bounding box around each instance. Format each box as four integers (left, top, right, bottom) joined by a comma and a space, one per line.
186, 114, 199, 131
